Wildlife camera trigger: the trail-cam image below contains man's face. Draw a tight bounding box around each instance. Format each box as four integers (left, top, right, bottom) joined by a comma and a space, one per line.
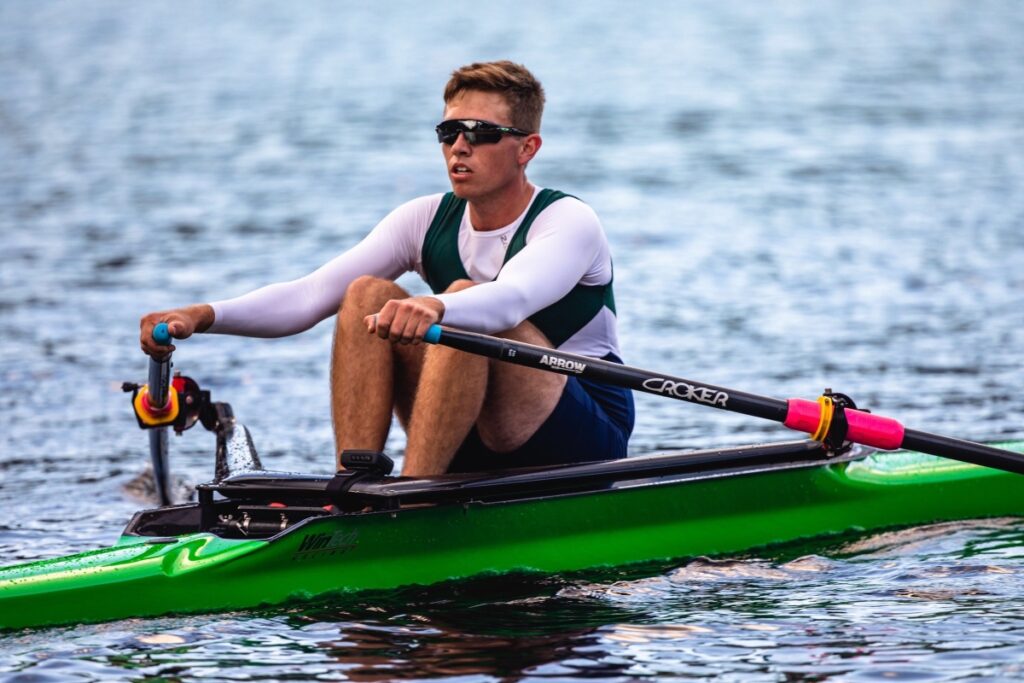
440, 90, 535, 201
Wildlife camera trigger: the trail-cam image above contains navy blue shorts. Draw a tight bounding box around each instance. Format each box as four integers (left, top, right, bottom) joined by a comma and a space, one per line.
447, 354, 635, 473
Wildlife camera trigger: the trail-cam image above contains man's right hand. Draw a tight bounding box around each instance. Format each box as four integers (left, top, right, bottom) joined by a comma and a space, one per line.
139, 304, 215, 358
365, 296, 445, 345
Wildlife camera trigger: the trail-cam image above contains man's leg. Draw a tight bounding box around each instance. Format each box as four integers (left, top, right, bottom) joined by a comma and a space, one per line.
330, 276, 424, 468
474, 323, 567, 454
332, 276, 494, 476
403, 290, 567, 473
400, 280, 489, 476
333, 277, 568, 476
400, 342, 488, 476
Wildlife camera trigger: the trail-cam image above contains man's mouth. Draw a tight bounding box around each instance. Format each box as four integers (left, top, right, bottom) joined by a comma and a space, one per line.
451, 164, 472, 176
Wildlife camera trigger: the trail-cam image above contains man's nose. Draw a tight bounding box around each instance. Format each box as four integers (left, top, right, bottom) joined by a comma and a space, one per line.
450, 132, 472, 154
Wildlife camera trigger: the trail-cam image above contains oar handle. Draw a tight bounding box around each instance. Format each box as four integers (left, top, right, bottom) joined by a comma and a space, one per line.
148, 323, 173, 411
153, 322, 172, 346
424, 325, 443, 344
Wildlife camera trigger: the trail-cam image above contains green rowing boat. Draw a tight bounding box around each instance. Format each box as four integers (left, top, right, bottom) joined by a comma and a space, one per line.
2, 324, 1022, 631
1, 438, 1022, 630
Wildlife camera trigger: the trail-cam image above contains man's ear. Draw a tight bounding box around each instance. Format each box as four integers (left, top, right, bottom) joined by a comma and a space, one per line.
518, 133, 542, 166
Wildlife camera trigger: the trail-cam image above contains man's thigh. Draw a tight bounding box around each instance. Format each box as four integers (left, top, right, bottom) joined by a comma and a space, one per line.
474, 322, 567, 453
450, 375, 631, 472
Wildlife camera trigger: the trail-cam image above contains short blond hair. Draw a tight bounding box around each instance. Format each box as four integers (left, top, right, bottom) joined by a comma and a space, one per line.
443, 61, 545, 133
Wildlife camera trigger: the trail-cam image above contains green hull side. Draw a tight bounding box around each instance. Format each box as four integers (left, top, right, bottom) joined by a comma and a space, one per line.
2, 445, 1023, 630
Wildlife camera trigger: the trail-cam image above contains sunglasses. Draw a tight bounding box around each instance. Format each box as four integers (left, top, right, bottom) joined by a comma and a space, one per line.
435, 119, 531, 145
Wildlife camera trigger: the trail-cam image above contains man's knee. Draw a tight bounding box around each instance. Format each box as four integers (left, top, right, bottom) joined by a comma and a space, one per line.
340, 276, 406, 315
346, 275, 395, 301
495, 319, 552, 348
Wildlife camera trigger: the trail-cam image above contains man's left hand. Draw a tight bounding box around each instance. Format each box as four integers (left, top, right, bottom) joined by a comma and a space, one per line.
366, 296, 445, 344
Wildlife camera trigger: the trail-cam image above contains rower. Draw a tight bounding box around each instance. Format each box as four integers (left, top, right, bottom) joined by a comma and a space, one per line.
139, 61, 633, 476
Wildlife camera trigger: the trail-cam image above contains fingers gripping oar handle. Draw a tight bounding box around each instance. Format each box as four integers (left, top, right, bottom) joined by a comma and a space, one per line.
423, 325, 1024, 475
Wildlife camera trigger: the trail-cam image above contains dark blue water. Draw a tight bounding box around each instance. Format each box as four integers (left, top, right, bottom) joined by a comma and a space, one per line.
2, 1, 1023, 679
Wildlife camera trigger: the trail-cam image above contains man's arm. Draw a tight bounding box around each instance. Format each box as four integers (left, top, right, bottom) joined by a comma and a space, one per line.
138, 195, 441, 356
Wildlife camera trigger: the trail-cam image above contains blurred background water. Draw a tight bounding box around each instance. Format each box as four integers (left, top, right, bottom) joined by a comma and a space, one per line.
1, 0, 1023, 680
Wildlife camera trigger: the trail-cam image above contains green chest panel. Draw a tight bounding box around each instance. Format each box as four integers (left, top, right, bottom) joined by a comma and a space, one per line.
420, 189, 615, 347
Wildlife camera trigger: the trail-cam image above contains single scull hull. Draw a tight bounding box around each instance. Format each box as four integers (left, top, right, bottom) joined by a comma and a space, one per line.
2, 440, 1023, 630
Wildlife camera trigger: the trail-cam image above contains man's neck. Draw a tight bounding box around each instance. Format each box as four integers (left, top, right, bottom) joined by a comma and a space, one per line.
466, 178, 535, 231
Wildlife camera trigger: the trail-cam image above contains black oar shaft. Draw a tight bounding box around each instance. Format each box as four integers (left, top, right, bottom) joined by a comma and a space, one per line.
424, 325, 1024, 475
430, 327, 790, 422
901, 429, 1024, 476
149, 427, 172, 504
148, 355, 172, 411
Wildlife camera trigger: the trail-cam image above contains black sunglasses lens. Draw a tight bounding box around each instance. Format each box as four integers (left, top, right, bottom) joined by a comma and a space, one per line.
436, 122, 465, 144
466, 130, 502, 144
436, 121, 504, 145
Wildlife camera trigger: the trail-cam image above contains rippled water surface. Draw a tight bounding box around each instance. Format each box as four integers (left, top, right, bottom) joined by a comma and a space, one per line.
2, 1, 1023, 680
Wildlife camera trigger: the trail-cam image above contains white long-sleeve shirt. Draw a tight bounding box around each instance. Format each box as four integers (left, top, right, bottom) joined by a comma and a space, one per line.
210, 186, 621, 358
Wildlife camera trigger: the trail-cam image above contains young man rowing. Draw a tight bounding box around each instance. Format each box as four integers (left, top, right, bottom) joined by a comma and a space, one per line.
140, 61, 633, 476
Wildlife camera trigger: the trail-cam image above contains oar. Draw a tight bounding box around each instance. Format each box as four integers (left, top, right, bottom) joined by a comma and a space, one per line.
146, 322, 174, 504
423, 325, 1024, 476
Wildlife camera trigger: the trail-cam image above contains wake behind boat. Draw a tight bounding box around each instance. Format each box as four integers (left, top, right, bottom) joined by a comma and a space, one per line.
1, 326, 1022, 631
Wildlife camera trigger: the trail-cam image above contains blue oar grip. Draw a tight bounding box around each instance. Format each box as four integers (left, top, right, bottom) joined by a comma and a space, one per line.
153, 322, 172, 345
424, 324, 442, 344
